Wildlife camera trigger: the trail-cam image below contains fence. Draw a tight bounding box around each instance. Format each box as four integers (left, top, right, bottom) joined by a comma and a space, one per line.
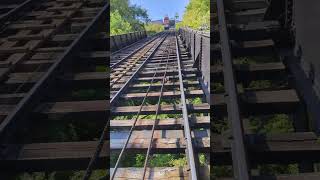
110, 31, 147, 51
179, 28, 210, 99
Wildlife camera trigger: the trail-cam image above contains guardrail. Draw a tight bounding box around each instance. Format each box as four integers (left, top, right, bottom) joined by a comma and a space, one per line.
110, 31, 147, 51
179, 28, 210, 98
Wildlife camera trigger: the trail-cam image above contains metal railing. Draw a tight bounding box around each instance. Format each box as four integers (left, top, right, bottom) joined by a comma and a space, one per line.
110, 31, 147, 51
179, 27, 210, 100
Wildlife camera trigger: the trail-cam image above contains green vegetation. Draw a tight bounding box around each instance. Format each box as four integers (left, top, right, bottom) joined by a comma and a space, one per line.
145, 23, 164, 36
258, 164, 299, 176
249, 114, 294, 134
110, 153, 187, 167
15, 170, 106, 180
110, 0, 149, 35
176, 0, 210, 30
212, 166, 233, 179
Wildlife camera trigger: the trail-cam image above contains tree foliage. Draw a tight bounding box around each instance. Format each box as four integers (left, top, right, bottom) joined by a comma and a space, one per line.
110, 0, 149, 35
177, 0, 210, 30
145, 23, 164, 35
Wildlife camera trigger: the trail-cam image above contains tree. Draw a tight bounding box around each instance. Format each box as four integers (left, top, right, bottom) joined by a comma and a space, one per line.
178, 0, 210, 31
110, 10, 132, 35
110, 0, 149, 35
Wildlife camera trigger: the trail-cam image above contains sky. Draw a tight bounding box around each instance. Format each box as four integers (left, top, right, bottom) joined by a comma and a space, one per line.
130, 0, 189, 21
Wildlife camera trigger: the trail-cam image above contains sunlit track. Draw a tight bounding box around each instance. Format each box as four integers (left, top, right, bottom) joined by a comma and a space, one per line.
212, 0, 320, 179
110, 33, 167, 100
110, 33, 159, 68
108, 31, 210, 179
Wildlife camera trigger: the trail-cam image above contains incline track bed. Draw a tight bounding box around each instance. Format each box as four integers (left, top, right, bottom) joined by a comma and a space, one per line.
109, 31, 210, 179
212, 0, 320, 179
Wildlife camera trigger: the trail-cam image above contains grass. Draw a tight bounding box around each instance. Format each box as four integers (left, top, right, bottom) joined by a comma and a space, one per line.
188, 97, 203, 104
72, 89, 106, 100
212, 117, 229, 134
95, 65, 108, 72
212, 83, 224, 92
249, 114, 294, 134
29, 119, 104, 142
258, 164, 299, 175
234, 56, 278, 64
211, 166, 233, 179
247, 80, 288, 90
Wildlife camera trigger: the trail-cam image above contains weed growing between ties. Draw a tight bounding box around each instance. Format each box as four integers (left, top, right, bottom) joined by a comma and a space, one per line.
234, 56, 279, 64
212, 83, 224, 92
246, 80, 288, 90
257, 164, 299, 176
249, 114, 294, 134
211, 166, 233, 179
110, 153, 188, 168
72, 88, 106, 100
29, 119, 105, 142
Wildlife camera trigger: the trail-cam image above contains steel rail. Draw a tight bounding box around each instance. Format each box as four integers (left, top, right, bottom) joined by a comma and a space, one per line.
110, 36, 162, 87
0, 0, 37, 29
141, 36, 172, 180
111, 33, 161, 69
0, 3, 110, 138
175, 34, 199, 180
215, 0, 250, 179
110, 33, 168, 105
110, 42, 168, 180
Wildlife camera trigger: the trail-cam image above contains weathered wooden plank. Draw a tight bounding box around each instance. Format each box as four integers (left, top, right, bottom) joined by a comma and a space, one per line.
111, 129, 209, 139
212, 0, 267, 11
0, 93, 25, 104
6, 72, 106, 85
6, 72, 45, 84
112, 103, 210, 115
113, 74, 197, 84
121, 90, 203, 99
47, 3, 82, 11
111, 81, 200, 90
213, 21, 280, 42
228, 8, 267, 24
111, 137, 210, 153
1, 133, 319, 171
8, 19, 65, 30
111, 167, 210, 179
213, 132, 320, 165
110, 116, 210, 129
0, 53, 28, 68
7, 29, 54, 41
211, 62, 286, 82
51, 34, 78, 42
31, 52, 62, 60
212, 39, 275, 58
34, 100, 109, 114
0, 40, 41, 53
114, 69, 198, 78
211, 90, 300, 116
0, 141, 108, 171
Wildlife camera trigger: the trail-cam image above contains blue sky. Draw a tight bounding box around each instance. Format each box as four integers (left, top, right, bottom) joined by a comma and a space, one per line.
130, 0, 189, 21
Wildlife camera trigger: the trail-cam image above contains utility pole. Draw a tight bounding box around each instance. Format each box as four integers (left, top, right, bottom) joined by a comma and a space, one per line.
175, 12, 179, 28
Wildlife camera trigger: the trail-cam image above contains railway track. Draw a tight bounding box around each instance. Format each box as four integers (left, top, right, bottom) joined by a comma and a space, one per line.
212, 0, 320, 179
0, 0, 109, 178
109, 31, 210, 179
